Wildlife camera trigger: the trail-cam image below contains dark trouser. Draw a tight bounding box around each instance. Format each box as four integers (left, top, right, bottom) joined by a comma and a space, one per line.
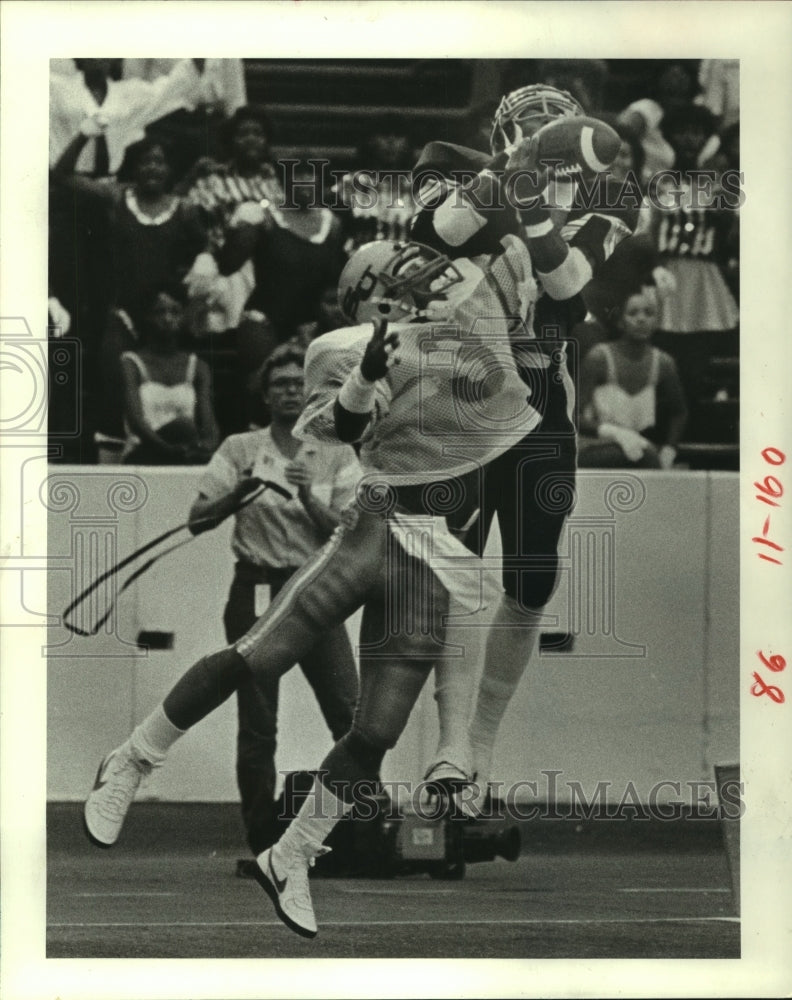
223, 562, 358, 853
448, 361, 578, 608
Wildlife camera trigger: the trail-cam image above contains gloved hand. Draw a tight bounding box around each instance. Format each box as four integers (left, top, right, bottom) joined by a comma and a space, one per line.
360, 317, 400, 383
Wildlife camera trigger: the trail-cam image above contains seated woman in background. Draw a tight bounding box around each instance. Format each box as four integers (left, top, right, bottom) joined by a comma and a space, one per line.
578, 282, 687, 470
121, 287, 219, 465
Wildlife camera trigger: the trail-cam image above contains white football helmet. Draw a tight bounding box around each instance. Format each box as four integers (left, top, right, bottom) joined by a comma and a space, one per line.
490, 84, 584, 154
337, 240, 465, 324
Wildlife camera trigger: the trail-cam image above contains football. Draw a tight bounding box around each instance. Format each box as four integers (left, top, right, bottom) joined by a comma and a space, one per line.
533, 116, 622, 179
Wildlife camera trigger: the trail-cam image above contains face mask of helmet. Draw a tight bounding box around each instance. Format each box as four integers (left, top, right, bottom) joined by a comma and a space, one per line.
490, 84, 584, 155
338, 241, 464, 324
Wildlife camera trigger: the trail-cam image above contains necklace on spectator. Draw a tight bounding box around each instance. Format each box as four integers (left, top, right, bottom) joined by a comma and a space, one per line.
126, 188, 178, 226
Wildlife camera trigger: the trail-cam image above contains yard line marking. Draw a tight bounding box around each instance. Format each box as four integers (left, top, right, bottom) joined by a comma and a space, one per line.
75, 892, 179, 898
49, 916, 740, 929
338, 887, 458, 895
618, 888, 731, 894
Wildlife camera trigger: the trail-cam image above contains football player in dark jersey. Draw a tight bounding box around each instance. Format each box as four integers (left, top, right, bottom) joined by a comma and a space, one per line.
412, 84, 639, 809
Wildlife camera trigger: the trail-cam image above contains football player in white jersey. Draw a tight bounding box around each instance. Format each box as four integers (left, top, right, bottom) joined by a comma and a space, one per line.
83, 235, 541, 938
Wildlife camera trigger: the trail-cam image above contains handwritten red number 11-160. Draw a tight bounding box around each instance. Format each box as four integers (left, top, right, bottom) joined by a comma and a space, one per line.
753, 446, 785, 564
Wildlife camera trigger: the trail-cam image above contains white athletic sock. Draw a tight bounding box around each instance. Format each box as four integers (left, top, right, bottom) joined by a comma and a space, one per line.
468, 595, 540, 785
276, 776, 353, 857
431, 648, 477, 775
129, 704, 185, 765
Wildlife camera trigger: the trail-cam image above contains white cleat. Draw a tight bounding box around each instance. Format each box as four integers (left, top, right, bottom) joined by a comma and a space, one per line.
83, 742, 153, 847
253, 841, 330, 939
423, 758, 474, 796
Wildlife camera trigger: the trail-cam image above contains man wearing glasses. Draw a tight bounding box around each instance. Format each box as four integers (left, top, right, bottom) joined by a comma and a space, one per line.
188, 343, 362, 872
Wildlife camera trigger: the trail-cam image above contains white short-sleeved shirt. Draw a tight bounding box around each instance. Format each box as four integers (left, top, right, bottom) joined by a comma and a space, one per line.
197, 428, 361, 570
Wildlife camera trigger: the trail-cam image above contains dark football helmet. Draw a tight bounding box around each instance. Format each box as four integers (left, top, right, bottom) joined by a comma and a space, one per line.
337, 240, 464, 324
490, 84, 584, 154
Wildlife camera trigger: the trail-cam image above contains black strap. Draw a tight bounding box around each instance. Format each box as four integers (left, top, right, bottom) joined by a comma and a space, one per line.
62, 479, 292, 637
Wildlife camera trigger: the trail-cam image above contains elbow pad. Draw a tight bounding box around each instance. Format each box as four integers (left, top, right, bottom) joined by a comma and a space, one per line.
434, 188, 489, 246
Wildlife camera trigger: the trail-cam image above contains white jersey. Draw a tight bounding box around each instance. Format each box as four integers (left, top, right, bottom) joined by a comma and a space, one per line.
295, 234, 542, 485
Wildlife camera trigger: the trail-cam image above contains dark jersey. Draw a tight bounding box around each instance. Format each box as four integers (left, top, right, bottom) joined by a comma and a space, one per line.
411, 140, 639, 341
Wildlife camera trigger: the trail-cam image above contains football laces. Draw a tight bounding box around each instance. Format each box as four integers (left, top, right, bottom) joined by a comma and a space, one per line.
552, 162, 584, 178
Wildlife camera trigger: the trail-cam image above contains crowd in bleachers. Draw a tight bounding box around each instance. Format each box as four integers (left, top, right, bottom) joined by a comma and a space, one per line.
48, 58, 740, 470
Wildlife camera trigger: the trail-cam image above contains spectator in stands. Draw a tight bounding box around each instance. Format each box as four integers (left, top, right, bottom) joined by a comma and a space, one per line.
606, 119, 646, 190
649, 104, 739, 419
50, 58, 208, 177
698, 59, 740, 130
180, 105, 283, 338
49, 58, 207, 456
210, 158, 345, 427
52, 130, 210, 443
618, 61, 704, 184
120, 286, 219, 465
702, 120, 740, 305
334, 114, 417, 254
122, 59, 247, 185
578, 281, 687, 469
49, 59, 210, 455
187, 344, 360, 867
313, 282, 348, 337
567, 136, 652, 384
288, 282, 348, 347
570, 230, 662, 384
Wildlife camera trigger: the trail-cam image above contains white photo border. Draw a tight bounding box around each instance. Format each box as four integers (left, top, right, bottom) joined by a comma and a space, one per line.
1, 1, 791, 997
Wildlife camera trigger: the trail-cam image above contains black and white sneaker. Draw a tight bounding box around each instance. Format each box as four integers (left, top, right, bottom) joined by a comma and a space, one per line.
83, 742, 152, 847
253, 842, 330, 938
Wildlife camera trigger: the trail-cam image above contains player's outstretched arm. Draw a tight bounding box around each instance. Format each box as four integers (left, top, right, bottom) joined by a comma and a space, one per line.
333, 318, 399, 443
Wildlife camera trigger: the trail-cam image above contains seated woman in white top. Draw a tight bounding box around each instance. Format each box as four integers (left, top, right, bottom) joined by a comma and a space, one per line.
121, 287, 219, 465
578, 283, 688, 469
